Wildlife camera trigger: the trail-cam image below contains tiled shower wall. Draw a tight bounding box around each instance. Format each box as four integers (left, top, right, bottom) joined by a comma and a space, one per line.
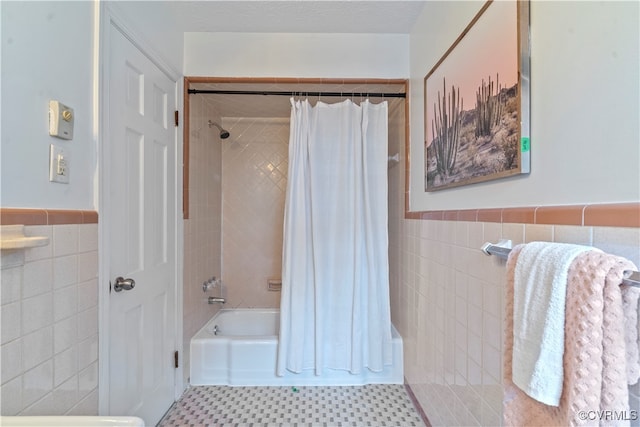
219, 100, 405, 309
183, 95, 223, 384
388, 151, 640, 423
221, 117, 289, 308
1, 223, 99, 415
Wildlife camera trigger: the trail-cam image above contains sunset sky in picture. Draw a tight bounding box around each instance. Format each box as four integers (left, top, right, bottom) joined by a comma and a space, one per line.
425, 0, 518, 147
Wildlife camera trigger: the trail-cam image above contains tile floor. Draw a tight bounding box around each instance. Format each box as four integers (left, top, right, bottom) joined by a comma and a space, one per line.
159, 384, 425, 426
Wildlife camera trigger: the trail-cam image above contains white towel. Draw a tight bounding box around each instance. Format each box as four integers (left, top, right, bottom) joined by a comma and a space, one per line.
511, 241, 599, 406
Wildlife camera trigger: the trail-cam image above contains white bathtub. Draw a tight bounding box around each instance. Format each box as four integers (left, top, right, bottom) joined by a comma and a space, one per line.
0, 416, 144, 426
190, 308, 403, 386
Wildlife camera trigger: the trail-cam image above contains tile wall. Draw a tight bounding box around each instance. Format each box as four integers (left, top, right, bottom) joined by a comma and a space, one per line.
387, 142, 640, 424
218, 98, 405, 309
183, 94, 223, 384
221, 117, 289, 308
1, 223, 99, 415
391, 217, 640, 426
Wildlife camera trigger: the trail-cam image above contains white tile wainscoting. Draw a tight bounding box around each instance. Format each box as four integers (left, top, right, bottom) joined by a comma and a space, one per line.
1, 221, 99, 416
389, 216, 640, 426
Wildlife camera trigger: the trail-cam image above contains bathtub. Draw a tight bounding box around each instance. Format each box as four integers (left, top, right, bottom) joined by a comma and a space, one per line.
0, 416, 144, 426
190, 308, 403, 386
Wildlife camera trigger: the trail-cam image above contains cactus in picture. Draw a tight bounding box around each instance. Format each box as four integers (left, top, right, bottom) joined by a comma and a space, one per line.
475, 74, 503, 138
432, 77, 463, 177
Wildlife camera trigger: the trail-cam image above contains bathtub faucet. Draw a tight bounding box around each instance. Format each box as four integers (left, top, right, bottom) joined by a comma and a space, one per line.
208, 296, 225, 304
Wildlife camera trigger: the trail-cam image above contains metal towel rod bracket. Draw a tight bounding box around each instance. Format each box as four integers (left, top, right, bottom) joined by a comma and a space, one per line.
481, 240, 640, 288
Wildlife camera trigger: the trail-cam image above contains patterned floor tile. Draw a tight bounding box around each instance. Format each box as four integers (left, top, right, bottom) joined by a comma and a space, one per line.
158, 384, 425, 426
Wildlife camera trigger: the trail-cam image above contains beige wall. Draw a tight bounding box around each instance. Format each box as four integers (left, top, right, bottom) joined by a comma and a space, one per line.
408, 1, 639, 210
182, 95, 223, 384
184, 33, 408, 78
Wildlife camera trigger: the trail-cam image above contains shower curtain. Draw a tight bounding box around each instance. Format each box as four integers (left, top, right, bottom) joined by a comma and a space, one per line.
277, 98, 392, 376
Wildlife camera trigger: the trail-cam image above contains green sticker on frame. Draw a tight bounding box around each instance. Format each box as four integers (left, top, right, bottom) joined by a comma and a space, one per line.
521, 137, 530, 152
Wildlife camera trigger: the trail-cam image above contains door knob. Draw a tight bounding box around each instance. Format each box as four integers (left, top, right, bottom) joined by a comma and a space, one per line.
113, 277, 135, 292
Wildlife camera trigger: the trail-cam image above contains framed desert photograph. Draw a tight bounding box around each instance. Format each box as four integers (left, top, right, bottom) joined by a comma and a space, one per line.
424, 0, 530, 191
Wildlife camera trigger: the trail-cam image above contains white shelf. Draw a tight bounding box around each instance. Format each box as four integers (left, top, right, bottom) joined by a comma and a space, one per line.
0, 225, 50, 250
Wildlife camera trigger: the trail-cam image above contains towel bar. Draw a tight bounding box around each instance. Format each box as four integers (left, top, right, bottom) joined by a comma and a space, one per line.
481, 241, 640, 288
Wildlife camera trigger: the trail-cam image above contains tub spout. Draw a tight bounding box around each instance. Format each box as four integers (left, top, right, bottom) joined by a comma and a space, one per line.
208, 296, 225, 304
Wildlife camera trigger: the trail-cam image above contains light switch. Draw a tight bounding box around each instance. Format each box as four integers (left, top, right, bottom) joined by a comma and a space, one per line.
49, 145, 70, 184
49, 100, 74, 140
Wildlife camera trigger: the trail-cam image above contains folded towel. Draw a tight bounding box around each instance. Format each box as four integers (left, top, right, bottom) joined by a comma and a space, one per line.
504, 248, 640, 426
511, 241, 597, 406
623, 283, 640, 383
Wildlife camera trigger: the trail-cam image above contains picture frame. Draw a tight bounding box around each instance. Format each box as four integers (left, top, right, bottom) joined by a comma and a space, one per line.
423, 0, 530, 192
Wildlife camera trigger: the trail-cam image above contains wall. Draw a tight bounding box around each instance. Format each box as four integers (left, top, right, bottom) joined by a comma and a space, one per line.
0, 0, 100, 416
1, 1, 97, 209
221, 117, 289, 308
0, 1, 186, 210
182, 95, 223, 385
402, 1, 640, 424
1, 218, 99, 415
184, 33, 409, 78
182, 29, 411, 312
408, 1, 640, 210
389, 207, 640, 426
218, 97, 406, 309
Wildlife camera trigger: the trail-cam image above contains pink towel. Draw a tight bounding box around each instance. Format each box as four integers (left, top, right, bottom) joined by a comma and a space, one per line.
504, 246, 640, 426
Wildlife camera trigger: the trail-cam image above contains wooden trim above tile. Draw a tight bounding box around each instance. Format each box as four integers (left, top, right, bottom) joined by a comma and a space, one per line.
0, 208, 98, 225
3, 202, 636, 228
583, 203, 640, 228
421, 210, 443, 221
186, 76, 408, 86
535, 205, 584, 226
502, 207, 536, 224
477, 208, 502, 223
405, 202, 640, 228
457, 209, 479, 222
405, 211, 422, 220
183, 76, 191, 220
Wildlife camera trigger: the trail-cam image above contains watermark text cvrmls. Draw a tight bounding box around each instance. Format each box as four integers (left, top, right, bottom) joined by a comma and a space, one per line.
577, 410, 638, 421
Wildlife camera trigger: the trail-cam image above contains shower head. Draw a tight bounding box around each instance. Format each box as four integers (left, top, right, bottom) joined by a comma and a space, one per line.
208, 120, 230, 139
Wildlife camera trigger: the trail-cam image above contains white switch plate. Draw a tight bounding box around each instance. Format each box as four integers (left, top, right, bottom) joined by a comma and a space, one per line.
49, 100, 74, 140
49, 145, 70, 184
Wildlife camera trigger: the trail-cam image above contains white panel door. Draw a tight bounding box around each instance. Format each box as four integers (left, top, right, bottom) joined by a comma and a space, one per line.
107, 25, 176, 426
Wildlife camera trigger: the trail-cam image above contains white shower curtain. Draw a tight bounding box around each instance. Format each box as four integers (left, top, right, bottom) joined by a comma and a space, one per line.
277, 98, 392, 376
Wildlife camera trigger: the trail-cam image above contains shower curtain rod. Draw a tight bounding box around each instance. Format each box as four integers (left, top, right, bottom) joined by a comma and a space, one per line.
188, 88, 406, 98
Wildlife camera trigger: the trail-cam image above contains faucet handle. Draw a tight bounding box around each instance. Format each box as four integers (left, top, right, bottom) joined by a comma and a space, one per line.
203, 276, 220, 292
